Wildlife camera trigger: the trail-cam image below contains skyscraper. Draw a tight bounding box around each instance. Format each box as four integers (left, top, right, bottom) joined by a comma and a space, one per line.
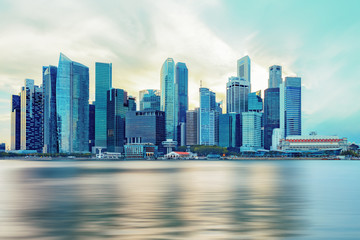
42, 65, 58, 153
268, 65, 283, 88
11, 94, 21, 150
160, 58, 176, 141
248, 91, 263, 112
20, 79, 43, 152
199, 87, 219, 145
139, 89, 161, 111
89, 103, 95, 152
186, 110, 197, 146
219, 113, 240, 148
264, 88, 280, 150
56, 53, 89, 153
128, 96, 137, 111
237, 55, 251, 90
175, 62, 188, 123
280, 77, 301, 137
226, 76, 250, 114
95, 62, 112, 149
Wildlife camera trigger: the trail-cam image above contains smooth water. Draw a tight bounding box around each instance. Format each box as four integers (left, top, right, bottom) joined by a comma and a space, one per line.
0, 160, 359, 239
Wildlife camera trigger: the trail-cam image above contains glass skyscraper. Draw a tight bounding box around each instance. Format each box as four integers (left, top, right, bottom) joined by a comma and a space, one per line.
56, 53, 89, 153
226, 76, 250, 114
11, 94, 21, 150
175, 62, 188, 123
241, 112, 263, 151
95, 62, 112, 149
186, 110, 197, 146
160, 58, 176, 141
280, 77, 301, 137
42, 65, 58, 153
199, 87, 218, 145
268, 65, 283, 88
89, 103, 95, 152
219, 113, 240, 148
20, 79, 43, 152
237, 55, 251, 91
264, 88, 280, 150
248, 91, 263, 112
139, 89, 161, 111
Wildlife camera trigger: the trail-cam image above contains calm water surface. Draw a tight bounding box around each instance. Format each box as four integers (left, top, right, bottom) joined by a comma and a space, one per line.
0, 160, 359, 239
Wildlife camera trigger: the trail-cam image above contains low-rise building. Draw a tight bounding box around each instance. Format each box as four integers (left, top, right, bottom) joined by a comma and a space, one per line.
124, 143, 158, 159
279, 135, 348, 151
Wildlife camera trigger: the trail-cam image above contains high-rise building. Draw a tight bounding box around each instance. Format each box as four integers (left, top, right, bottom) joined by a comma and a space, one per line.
160, 58, 176, 141
199, 87, 219, 145
11, 94, 21, 150
42, 65, 58, 153
280, 77, 301, 137
186, 110, 197, 146
128, 96, 137, 111
56, 53, 89, 153
95, 62, 112, 149
20, 79, 43, 152
139, 89, 161, 111
125, 110, 166, 153
248, 91, 263, 112
107, 88, 130, 153
237, 55, 251, 90
175, 62, 188, 123
268, 65, 282, 88
89, 103, 95, 152
226, 76, 250, 114
264, 88, 280, 149
219, 113, 240, 148
241, 112, 263, 151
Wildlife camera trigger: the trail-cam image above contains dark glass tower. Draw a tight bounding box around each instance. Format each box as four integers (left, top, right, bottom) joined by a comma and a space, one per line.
42, 65, 58, 153
219, 113, 240, 148
264, 88, 280, 149
89, 103, 95, 152
56, 53, 89, 153
11, 94, 21, 150
176, 62, 188, 123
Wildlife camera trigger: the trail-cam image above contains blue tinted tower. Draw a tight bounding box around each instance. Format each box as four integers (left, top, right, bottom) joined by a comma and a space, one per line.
11, 94, 21, 150
139, 89, 161, 111
89, 103, 95, 152
56, 53, 89, 153
175, 62, 188, 146
219, 113, 240, 148
199, 87, 218, 145
237, 56, 251, 91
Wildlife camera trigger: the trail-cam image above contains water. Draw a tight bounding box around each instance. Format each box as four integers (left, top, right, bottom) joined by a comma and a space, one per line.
0, 160, 359, 239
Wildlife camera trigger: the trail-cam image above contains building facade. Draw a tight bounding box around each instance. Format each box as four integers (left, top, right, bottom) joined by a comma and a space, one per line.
139, 89, 161, 111
95, 62, 112, 149
264, 88, 280, 150
20, 79, 43, 152
89, 103, 95, 152
186, 110, 197, 146
241, 112, 263, 151
160, 58, 177, 141
268, 65, 282, 88
42, 65, 58, 153
56, 53, 89, 153
11, 94, 21, 150
237, 55, 251, 90
226, 76, 250, 114
219, 113, 240, 148
199, 87, 219, 145
279, 135, 347, 151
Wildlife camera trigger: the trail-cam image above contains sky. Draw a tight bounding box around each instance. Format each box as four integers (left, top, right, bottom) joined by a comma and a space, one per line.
1, 0, 360, 147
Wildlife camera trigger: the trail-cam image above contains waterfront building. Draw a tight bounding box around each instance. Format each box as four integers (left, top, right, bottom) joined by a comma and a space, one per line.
268, 65, 282, 88
226, 76, 250, 114
175, 62, 188, 146
279, 135, 348, 151
0, 143, 5, 152
42, 65, 58, 153
160, 58, 177, 141
219, 113, 240, 148
89, 103, 95, 152
241, 112, 263, 151
186, 110, 198, 146
264, 88, 280, 150
125, 110, 166, 153
139, 89, 161, 111
20, 79, 43, 152
95, 62, 112, 149
11, 94, 21, 150
271, 128, 283, 150
280, 77, 302, 137
199, 87, 219, 145
124, 143, 158, 159
56, 53, 89, 153
107, 88, 129, 153
237, 55, 251, 90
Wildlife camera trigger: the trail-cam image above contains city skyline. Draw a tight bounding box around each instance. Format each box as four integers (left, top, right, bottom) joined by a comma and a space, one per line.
1, 0, 360, 147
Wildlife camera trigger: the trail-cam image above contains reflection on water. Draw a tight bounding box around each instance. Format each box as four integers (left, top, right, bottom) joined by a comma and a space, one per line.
0, 160, 359, 239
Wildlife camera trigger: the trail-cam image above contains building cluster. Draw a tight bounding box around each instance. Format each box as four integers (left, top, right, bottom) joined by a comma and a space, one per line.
10, 53, 347, 155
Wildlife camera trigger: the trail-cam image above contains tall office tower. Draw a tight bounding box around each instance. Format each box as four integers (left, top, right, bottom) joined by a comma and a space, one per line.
268, 65, 282, 88
280, 77, 301, 137
95, 62, 112, 149
186, 110, 197, 146
89, 103, 95, 152
11, 95, 21, 150
125, 110, 166, 152
160, 58, 176, 141
248, 91, 263, 112
219, 113, 240, 148
237, 55, 251, 90
20, 79, 43, 152
107, 88, 130, 152
139, 89, 161, 111
56, 53, 89, 153
199, 87, 219, 145
128, 96, 137, 111
264, 88, 280, 149
42, 65, 58, 153
241, 112, 262, 151
175, 62, 188, 146
226, 76, 250, 114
